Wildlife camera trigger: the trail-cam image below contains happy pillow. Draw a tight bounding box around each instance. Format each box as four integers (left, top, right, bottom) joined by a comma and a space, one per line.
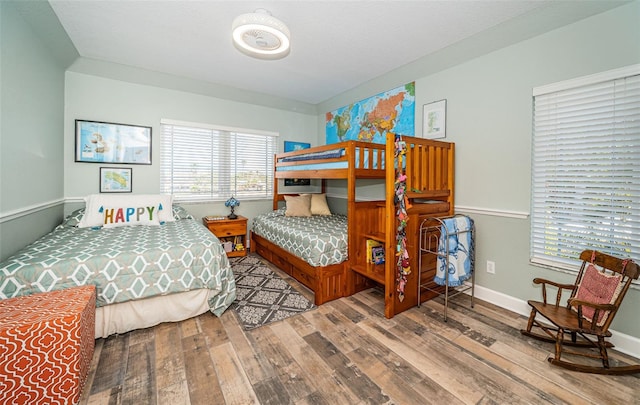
78, 194, 174, 228
101, 205, 160, 228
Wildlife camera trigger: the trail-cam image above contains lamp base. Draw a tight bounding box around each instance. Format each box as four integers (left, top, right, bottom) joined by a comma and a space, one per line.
228, 205, 238, 220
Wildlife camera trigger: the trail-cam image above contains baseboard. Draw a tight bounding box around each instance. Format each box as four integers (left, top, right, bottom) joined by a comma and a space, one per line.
469, 284, 640, 360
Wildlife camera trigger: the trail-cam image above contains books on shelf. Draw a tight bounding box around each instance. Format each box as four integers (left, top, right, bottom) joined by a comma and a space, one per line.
366, 239, 385, 264
366, 239, 381, 264
371, 246, 385, 264
220, 236, 245, 252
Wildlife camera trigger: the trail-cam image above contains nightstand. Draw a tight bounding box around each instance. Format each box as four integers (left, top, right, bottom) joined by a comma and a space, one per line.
202, 215, 248, 257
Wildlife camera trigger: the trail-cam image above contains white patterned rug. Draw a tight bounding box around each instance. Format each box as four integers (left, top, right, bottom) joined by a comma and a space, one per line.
229, 255, 316, 330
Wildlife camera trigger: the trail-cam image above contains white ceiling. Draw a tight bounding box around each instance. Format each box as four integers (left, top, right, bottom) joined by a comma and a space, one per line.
48, 0, 625, 105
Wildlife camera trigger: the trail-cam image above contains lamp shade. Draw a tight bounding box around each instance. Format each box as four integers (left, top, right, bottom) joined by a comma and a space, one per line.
232, 9, 290, 60
225, 196, 240, 208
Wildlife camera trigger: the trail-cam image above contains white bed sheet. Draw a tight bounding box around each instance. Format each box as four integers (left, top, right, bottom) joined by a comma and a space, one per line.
94, 289, 211, 338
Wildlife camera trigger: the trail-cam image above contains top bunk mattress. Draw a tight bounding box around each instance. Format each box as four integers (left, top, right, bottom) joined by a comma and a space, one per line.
252, 208, 348, 267
276, 145, 386, 172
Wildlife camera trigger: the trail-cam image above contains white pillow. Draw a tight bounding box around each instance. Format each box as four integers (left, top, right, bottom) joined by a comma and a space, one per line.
78, 194, 174, 228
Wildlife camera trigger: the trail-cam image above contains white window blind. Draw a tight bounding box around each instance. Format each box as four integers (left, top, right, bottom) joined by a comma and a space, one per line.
531, 66, 640, 271
160, 120, 277, 201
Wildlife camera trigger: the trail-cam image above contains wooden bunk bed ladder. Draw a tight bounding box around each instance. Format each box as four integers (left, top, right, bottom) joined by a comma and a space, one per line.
383, 134, 455, 318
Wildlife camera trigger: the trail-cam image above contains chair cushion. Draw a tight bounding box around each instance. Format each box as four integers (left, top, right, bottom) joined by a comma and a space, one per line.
573, 264, 622, 326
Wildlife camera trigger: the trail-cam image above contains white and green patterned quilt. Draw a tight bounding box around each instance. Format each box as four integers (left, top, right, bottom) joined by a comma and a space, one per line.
0, 218, 236, 316
252, 209, 348, 267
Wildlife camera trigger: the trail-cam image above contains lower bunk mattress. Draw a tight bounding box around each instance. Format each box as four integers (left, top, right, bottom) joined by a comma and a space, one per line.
0, 217, 236, 337
251, 208, 348, 267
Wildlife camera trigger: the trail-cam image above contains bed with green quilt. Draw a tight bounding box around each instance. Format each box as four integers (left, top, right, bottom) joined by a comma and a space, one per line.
250, 204, 348, 305
0, 204, 236, 338
252, 207, 348, 267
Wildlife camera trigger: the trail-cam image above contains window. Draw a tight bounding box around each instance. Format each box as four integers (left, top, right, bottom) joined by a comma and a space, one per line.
160, 119, 277, 202
531, 65, 640, 272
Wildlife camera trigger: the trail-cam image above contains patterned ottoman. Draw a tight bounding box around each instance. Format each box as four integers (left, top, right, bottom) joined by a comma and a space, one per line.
0, 285, 96, 404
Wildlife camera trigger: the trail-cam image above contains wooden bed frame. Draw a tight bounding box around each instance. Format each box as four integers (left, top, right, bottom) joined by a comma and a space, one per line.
250, 133, 454, 318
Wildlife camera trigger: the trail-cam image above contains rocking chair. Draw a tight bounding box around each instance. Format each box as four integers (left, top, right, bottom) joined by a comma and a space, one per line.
521, 249, 640, 375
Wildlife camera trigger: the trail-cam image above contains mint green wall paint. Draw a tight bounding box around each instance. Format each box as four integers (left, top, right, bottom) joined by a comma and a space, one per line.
69, 58, 317, 116
64, 70, 317, 220
316, 2, 640, 338
422, 1, 639, 338
0, 1, 69, 260
3, 0, 638, 340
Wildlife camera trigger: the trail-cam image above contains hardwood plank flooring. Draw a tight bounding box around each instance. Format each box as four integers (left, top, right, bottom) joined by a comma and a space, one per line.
79, 261, 640, 405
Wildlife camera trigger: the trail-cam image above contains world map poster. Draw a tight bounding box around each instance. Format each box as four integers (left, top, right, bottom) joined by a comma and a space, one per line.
325, 82, 415, 144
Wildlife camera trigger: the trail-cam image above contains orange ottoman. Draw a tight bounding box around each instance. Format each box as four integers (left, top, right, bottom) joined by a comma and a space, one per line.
0, 285, 96, 405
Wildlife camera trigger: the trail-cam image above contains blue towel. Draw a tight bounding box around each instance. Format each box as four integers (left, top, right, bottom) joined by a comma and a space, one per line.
434, 216, 474, 287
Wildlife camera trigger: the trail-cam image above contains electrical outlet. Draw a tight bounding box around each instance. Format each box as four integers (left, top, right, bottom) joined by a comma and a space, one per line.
486, 260, 496, 274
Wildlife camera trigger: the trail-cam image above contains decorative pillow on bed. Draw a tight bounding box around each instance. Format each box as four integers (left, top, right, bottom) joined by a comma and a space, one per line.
172, 204, 194, 220
101, 205, 161, 228
61, 208, 86, 227
78, 194, 174, 228
284, 194, 312, 217
54, 208, 86, 230
302, 193, 332, 216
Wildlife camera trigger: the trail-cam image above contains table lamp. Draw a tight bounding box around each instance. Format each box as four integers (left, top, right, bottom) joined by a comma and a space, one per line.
225, 196, 240, 219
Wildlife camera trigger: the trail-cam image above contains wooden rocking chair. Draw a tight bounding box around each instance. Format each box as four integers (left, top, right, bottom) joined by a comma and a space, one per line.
521, 249, 640, 375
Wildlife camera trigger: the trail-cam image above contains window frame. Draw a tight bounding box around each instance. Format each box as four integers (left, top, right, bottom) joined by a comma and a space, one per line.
160, 119, 278, 203
530, 64, 640, 276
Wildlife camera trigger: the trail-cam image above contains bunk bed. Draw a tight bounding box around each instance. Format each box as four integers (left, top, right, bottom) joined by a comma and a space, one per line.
250, 132, 454, 318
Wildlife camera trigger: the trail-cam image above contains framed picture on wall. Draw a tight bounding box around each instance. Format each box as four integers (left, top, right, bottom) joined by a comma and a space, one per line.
284, 141, 310, 152
100, 167, 132, 193
284, 141, 311, 186
75, 119, 152, 164
422, 99, 447, 139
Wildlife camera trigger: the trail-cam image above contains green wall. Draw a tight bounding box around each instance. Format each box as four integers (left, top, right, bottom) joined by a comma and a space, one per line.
63, 69, 318, 226
0, 1, 70, 260
317, 1, 640, 339
1, 0, 638, 347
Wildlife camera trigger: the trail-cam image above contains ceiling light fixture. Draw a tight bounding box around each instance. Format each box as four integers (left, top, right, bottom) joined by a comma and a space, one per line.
232, 8, 290, 60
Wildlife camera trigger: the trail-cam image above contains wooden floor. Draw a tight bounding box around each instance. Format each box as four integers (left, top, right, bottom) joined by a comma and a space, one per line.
79, 262, 640, 405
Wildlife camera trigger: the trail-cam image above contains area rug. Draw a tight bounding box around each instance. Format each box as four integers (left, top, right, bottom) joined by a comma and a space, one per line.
229, 255, 316, 330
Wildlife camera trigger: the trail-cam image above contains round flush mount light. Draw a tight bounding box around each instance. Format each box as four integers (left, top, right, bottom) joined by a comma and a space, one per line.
232, 8, 290, 60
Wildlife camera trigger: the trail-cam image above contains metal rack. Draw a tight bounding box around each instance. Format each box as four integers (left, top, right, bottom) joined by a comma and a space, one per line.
417, 214, 475, 321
